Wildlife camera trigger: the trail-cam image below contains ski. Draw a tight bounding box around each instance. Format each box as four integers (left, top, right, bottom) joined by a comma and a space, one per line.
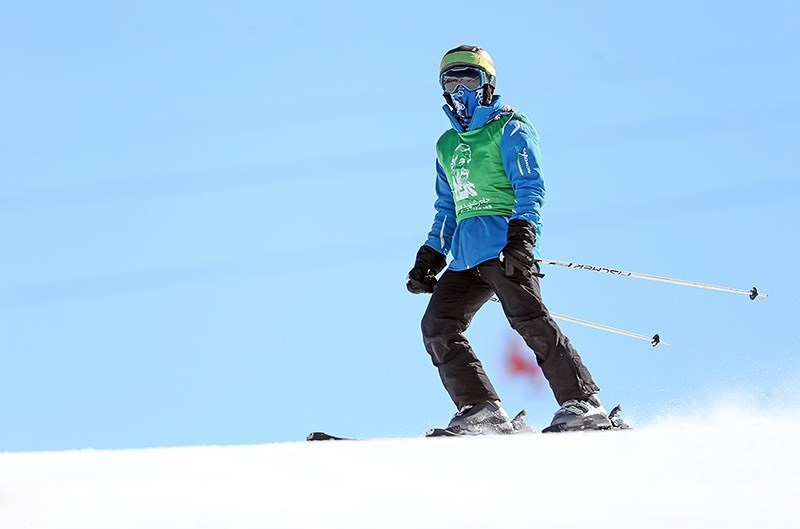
307, 406, 630, 440
308, 410, 534, 441
306, 432, 357, 441
424, 428, 463, 438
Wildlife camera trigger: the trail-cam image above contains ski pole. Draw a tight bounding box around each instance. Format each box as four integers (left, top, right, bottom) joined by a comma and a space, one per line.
536, 258, 767, 300
550, 311, 666, 347
488, 296, 666, 347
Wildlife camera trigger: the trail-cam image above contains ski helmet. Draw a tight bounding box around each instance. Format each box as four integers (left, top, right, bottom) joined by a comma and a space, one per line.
439, 45, 496, 105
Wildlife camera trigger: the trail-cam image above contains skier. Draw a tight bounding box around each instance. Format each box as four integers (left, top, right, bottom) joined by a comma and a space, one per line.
407, 45, 612, 434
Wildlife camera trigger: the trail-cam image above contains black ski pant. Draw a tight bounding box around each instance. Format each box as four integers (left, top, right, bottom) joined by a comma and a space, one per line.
421, 258, 599, 409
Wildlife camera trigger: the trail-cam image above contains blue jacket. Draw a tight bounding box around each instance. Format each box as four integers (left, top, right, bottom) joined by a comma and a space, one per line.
424, 96, 544, 271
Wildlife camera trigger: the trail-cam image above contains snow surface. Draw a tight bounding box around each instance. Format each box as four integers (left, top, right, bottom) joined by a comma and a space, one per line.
1, 404, 799, 529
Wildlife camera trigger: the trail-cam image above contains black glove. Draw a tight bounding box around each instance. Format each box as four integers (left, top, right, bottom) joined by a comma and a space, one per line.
499, 219, 537, 277
406, 245, 447, 294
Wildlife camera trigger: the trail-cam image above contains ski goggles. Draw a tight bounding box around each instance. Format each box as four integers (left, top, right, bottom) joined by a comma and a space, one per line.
440, 67, 486, 93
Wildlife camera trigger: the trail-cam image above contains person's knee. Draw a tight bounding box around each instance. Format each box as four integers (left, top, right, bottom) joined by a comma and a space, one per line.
507, 312, 547, 334
421, 312, 463, 363
421, 307, 455, 341
508, 313, 559, 349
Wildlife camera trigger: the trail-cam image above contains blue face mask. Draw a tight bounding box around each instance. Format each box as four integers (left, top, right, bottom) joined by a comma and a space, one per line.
450, 86, 485, 126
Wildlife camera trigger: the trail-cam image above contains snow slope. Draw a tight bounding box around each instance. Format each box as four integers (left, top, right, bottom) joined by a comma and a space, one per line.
1, 405, 798, 529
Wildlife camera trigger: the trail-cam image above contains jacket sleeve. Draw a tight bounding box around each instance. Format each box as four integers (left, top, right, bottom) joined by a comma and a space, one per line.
500, 117, 545, 228
424, 158, 457, 255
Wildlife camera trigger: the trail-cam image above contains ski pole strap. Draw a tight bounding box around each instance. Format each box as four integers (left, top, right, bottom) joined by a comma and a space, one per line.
487, 296, 666, 347
537, 259, 767, 300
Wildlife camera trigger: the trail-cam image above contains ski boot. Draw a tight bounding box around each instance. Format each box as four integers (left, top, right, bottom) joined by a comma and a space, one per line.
543, 394, 625, 433
426, 400, 517, 437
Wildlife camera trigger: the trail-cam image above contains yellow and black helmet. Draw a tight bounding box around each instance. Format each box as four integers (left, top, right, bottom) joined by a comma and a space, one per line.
439, 45, 497, 82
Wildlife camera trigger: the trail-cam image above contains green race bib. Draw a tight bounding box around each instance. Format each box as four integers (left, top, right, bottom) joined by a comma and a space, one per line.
436, 114, 526, 222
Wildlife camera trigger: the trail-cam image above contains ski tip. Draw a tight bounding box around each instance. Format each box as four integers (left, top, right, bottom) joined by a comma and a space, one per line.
609, 404, 631, 430
510, 409, 527, 423
307, 432, 347, 441
425, 428, 461, 437
542, 423, 567, 433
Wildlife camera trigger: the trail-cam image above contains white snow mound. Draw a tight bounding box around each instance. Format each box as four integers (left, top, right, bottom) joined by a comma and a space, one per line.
1, 404, 798, 529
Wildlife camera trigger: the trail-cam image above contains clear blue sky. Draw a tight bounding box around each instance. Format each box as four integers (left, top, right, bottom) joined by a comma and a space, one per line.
2, 1, 798, 450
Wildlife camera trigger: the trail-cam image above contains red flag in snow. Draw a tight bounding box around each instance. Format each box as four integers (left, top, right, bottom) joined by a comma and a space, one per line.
504, 336, 543, 389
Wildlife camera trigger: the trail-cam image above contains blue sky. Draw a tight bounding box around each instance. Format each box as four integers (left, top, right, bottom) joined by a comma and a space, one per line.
1, 1, 798, 450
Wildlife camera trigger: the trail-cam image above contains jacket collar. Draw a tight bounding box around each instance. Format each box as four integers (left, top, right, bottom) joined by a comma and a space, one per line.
443, 95, 505, 133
